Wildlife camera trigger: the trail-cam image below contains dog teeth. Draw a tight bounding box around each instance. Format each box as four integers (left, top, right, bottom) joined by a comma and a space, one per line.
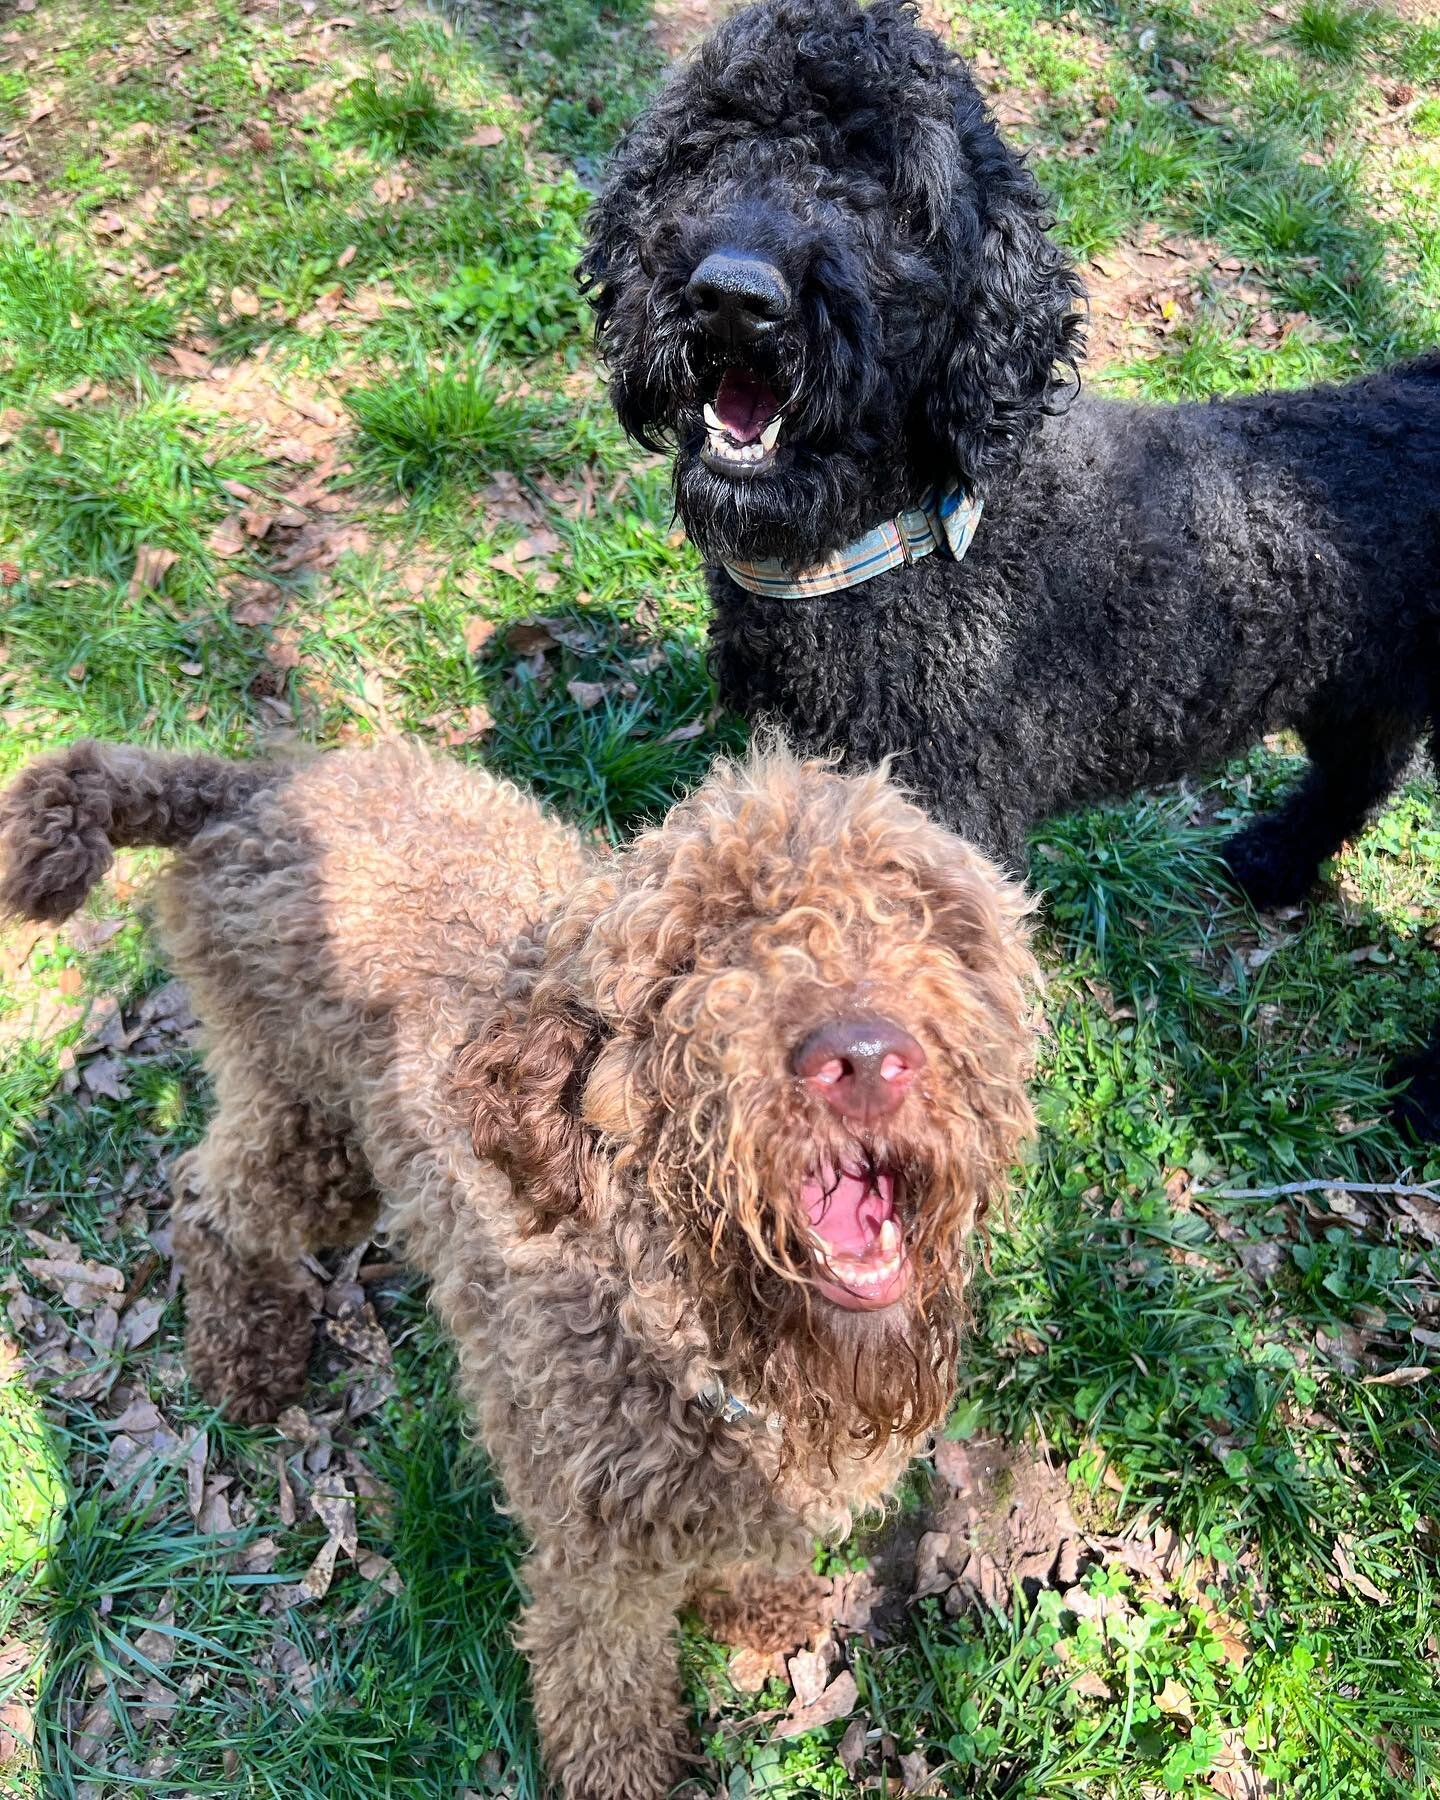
702, 410, 783, 466
705, 426, 769, 465
818, 1222, 905, 1293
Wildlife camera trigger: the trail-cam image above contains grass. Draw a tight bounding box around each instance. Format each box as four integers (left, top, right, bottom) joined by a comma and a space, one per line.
0, 0, 1438, 1793
346, 348, 575, 493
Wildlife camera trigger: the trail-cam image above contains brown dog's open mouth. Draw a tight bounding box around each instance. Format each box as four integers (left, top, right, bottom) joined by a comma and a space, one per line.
803, 1162, 911, 1310
702, 367, 784, 476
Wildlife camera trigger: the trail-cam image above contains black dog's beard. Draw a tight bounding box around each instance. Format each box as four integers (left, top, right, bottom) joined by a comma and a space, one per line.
673, 433, 903, 565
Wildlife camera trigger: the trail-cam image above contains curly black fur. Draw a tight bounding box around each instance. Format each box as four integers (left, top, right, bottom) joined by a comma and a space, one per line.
585, 0, 1440, 1136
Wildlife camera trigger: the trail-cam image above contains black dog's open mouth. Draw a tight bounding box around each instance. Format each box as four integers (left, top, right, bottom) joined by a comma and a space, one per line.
802, 1162, 911, 1311
701, 367, 785, 478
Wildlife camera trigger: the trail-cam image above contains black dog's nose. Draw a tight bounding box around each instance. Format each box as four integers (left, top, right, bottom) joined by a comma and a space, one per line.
687, 251, 791, 345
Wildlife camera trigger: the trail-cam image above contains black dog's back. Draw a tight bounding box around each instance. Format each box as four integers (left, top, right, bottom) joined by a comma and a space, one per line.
712, 357, 1440, 858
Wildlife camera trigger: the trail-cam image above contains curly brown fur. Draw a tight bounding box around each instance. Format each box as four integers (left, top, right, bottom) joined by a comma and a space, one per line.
587, 0, 1440, 1132
1, 736, 1036, 1800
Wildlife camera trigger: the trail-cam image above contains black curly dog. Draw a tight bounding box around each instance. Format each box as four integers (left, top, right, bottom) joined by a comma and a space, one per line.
582, 0, 1440, 1135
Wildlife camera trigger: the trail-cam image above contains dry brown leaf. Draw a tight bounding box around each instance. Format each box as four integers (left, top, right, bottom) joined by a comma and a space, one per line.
371, 171, 407, 204
837, 1717, 868, 1773
127, 544, 179, 600
1362, 1365, 1432, 1387
463, 616, 496, 657
566, 679, 607, 711
430, 703, 494, 746
504, 621, 559, 656
464, 123, 504, 147
23, 1241, 123, 1310
901, 1750, 938, 1796
1334, 1534, 1389, 1604
787, 1646, 829, 1709
119, 1296, 164, 1350
80, 1052, 130, 1101
775, 1669, 858, 1738
228, 285, 261, 317
726, 1647, 771, 1693
208, 516, 247, 559
356, 1549, 404, 1593
0, 1697, 33, 1765
1155, 1677, 1195, 1722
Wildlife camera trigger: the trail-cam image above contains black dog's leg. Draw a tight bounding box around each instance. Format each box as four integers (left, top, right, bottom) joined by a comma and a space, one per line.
1390, 1024, 1440, 1142
1220, 714, 1416, 910
1387, 708, 1440, 1141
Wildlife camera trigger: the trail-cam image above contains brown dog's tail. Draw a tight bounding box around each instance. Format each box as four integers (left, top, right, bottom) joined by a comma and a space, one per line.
0, 740, 278, 924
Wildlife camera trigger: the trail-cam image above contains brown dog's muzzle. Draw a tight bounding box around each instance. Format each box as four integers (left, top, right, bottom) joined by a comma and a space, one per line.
791, 1014, 925, 1122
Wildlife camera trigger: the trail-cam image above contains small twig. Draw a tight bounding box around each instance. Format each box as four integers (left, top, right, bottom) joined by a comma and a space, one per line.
1201, 1178, 1440, 1202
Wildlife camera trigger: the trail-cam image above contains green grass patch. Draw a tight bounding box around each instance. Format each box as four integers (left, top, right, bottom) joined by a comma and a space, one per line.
332, 73, 461, 158
1286, 0, 1382, 64
346, 349, 577, 494
0, 228, 174, 408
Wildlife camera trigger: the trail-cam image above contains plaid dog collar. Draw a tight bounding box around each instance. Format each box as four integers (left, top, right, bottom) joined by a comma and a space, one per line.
720, 485, 983, 600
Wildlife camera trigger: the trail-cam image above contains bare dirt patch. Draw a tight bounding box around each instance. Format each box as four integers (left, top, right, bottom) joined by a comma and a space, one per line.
649, 0, 738, 58
1080, 223, 1315, 367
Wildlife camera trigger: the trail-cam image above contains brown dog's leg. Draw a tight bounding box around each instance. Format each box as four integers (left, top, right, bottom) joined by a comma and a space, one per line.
519, 1548, 692, 1800
171, 1072, 377, 1423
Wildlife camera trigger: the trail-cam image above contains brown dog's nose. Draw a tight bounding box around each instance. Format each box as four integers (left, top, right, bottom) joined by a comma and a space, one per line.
792, 1015, 926, 1121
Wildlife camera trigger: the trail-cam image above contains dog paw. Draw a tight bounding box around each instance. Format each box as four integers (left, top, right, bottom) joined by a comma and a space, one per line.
1218, 824, 1319, 912
182, 1276, 317, 1423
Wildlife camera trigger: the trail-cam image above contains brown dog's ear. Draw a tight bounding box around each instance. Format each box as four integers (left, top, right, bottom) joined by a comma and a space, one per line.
455, 992, 608, 1234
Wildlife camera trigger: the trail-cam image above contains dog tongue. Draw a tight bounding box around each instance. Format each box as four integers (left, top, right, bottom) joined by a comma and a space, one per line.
714, 368, 779, 444
802, 1166, 894, 1257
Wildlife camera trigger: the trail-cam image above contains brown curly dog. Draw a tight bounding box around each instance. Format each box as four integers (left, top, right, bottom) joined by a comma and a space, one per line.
1, 737, 1037, 1799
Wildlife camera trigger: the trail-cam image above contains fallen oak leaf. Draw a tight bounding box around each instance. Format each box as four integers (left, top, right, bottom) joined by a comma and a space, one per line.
1363, 1365, 1432, 1387
1334, 1533, 1389, 1604
464, 123, 504, 147
775, 1669, 858, 1738
727, 1647, 772, 1693
566, 679, 608, 711
167, 345, 214, 380
787, 1646, 830, 1709
228, 285, 261, 318
208, 516, 246, 559
463, 615, 496, 657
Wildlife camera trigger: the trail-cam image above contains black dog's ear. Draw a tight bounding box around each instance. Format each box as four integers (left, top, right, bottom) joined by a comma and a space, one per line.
924, 69, 1086, 494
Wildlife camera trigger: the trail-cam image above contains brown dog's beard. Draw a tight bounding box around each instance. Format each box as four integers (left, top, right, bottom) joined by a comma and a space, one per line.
653, 1142, 981, 1465
691, 1251, 970, 1466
